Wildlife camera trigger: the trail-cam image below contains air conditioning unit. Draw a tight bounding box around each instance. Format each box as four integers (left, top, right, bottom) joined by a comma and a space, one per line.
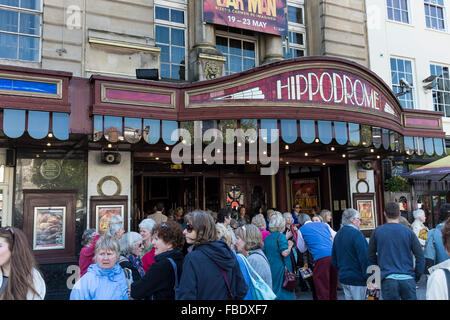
358, 160, 374, 171
100, 151, 121, 164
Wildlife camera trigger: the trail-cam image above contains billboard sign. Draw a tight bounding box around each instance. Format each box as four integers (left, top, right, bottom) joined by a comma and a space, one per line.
203, 0, 288, 36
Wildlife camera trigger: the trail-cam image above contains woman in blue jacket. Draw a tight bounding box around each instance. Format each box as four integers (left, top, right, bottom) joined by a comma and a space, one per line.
70, 236, 129, 300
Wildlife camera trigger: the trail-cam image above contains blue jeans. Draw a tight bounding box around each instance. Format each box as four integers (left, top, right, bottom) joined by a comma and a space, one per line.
381, 278, 417, 300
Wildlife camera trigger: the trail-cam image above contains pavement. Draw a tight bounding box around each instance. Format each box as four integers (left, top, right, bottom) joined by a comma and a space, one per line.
295, 274, 428, 300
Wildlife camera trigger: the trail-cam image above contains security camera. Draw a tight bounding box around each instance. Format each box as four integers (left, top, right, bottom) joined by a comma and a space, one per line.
399, 78, 412, 89
423, 81, 438, 91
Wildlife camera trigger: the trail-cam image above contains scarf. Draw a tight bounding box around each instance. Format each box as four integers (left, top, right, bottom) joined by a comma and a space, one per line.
128, 254, 145, 277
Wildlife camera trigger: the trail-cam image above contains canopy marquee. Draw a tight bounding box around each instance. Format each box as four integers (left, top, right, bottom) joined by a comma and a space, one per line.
0, 57, 446, 160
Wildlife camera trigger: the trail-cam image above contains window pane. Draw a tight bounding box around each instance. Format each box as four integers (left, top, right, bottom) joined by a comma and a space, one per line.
243, 58, 254, 71
216, 36, 228, 54
160, 63, 170, 78
171, 46, 185, 65
171, 65, 184, 80
158, 44, 170, 62
0, 9, 18, 32
155, 6, 169, 21
18, 35, 39, 61
171, 9, 184, 24
288, 6, 303, 24
155, 25, 169, 44
229, 55, 242, 73
0, 33, 18, 59
243, 41, 254, 58
20, 12, 40, 35
171, 28, 184, 46
21, 0, 40, 10
229, 38, 241, 56
0, 0, 19, 6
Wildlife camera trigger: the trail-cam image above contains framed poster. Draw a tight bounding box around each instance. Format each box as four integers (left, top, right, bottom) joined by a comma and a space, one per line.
33, 206, 66, 250
90, 196, 128, 234
353, 193, 376, 230
96, 205, 124, 236
23, 190, 77, 264
291, 178, 320, 214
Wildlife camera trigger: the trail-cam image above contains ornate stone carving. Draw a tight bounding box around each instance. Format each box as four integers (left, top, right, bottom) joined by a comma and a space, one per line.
204, 61, 220, 80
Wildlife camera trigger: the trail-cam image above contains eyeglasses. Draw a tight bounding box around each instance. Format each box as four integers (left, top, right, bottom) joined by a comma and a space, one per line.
294, 207, 300, 209
185, 223, 194, 233
0, 226, 15, 243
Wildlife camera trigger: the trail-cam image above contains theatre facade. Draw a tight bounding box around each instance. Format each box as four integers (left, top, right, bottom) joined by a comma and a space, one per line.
0, 55, 446, 251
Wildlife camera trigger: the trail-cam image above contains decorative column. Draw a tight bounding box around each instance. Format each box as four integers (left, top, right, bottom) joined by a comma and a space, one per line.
276, 168, 287, 212
188, 0, 226, 81
261, 35, 284, 65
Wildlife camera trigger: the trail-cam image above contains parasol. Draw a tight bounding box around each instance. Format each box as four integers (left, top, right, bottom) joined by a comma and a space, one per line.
402, 155, 450, 181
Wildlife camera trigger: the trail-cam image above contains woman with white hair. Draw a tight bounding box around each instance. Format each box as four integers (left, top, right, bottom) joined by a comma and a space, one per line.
411, 209, 428, 249
251, 213, 270, 242
119, 232, 145, 282
70, 236, 129, 300
139, 218, 157, 273
263, 212, 295, 300
106, 215, 125, 240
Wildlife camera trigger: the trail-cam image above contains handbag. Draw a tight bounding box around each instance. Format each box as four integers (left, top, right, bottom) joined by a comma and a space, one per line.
237, 253, 276, 300
167, 258, 180, 300
277, 233, 297, 292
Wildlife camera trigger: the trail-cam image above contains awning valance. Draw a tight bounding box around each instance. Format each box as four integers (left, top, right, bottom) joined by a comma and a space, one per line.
92, 116, 446, 157
3, 109, 69, 140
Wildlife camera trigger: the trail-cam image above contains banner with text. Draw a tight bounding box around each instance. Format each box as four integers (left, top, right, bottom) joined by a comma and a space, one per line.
204, 0, 288, 36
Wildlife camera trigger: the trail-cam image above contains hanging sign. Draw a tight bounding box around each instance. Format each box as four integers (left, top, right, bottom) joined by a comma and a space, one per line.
203, 0, 288, 36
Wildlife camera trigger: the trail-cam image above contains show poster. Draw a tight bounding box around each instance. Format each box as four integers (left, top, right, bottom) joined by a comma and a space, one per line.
96, 205, 124, 235
33, 207, 65, 250
291, 178, 319, 213
357, 199, 376, 230
203, 0, 288, 36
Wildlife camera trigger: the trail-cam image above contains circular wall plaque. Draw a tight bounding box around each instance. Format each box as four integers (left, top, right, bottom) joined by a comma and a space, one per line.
40, 160, 62, 180
97, 176, 122, 197
356, 179, 370, 193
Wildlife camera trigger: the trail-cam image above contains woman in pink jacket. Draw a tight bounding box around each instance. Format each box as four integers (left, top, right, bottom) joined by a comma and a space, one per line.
79, 229, 101, 277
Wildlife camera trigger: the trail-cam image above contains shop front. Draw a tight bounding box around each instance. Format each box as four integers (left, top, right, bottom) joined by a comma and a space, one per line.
0, 57, 446, 298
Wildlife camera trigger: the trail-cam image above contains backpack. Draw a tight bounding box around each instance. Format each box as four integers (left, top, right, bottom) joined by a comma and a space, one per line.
167, 258, 180, 300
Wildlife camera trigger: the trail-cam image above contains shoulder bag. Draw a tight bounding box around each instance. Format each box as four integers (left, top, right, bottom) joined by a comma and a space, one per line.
276, 233, 297, 292
238, 253, 276, 300
167, 258, 180, 300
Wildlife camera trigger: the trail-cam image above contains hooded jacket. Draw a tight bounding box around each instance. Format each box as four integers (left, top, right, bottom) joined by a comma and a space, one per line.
178, 240, 248, 300
69, 263, 129, 300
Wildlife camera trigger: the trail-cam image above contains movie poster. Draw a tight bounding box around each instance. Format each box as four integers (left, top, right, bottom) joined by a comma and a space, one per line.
204, 0, 288, 36
291, 178, 319, 214
357, 199, 376, 230
33, 207, 66, 250
96, 205, 124, 235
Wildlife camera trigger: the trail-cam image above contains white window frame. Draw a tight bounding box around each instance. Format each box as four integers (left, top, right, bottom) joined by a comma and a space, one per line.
390, 56, 417, 110
215, 28, 258, 76
154, 1, 188, 80
284, 1, 307, 59
386, 0, 411, 24
424, 0, 447, 31
0, 0, 42, 63
430, 63, 450, 117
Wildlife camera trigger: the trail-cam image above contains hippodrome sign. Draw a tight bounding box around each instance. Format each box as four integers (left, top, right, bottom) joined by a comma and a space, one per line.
203, 0, 288, 36
187, 67, 400, 119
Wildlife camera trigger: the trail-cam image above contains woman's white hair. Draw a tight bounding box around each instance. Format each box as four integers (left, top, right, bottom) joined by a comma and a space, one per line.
139, 218, 156, 232
341, 208, 360, 226
269, 212, 285, 233
251, 213, 266, 230
413, 209, 425, 220
106, 215, 124, 237
95, 235, 120, 261
119, 232, 143, 256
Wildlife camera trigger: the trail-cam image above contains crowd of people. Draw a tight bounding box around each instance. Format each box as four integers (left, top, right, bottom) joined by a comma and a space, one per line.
0, 200, 449, 300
